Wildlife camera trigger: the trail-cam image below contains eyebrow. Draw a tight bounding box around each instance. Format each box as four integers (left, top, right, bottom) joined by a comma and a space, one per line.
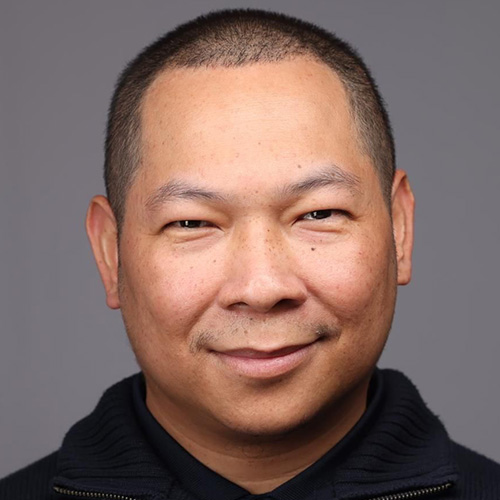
145, 179, 227, 212
145, 164, 360, 213
277, 164, 360, 199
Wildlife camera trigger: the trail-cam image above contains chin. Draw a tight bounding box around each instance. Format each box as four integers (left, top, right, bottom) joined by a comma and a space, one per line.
214, 370, 372, 444
219, 411, 315, 442
213, 387, 341, 442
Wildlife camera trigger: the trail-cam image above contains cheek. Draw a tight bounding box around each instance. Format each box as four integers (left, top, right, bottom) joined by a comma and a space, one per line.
119, 241, 224, 343
301, 233, 396, 322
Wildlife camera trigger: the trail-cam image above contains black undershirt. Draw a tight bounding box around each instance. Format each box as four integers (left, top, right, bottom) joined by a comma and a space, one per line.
132, 371, 383, 500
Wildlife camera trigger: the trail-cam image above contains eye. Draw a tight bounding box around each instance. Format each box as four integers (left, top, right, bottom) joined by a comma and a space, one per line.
301, 209, 346, 220
166, 220, 212, 229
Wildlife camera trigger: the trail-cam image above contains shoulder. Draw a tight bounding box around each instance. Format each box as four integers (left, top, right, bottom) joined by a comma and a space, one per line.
452, 441, 500, 493
378, 370, 500, 496
0, 451, 58, 500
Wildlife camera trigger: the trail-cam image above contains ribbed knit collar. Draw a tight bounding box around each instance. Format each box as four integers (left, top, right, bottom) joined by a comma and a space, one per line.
51, 370, 459, 500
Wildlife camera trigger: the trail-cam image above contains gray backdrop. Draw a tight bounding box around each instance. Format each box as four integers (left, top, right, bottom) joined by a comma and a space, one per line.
1, 0, 499, 477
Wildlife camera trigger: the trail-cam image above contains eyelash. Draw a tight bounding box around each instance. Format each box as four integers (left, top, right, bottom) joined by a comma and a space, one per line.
300, 209, 347, 221
166, 220, 213, 229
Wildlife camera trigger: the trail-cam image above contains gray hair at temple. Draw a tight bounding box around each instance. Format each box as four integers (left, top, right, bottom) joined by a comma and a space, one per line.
104, 9, 395, 230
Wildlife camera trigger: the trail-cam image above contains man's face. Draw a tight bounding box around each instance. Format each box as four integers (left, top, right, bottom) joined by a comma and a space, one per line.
111, 58, 411, 439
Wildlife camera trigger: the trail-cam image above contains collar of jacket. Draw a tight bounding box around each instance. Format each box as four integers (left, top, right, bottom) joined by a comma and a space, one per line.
50, 369, 459, 500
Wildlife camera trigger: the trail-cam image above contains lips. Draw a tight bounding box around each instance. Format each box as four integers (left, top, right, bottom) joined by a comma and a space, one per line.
213, 342, 317, 379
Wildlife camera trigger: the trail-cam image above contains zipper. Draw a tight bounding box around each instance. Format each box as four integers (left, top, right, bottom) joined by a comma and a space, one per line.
54, 481, 453, 500
365, 481, 453, 500
53, 485, 140, 500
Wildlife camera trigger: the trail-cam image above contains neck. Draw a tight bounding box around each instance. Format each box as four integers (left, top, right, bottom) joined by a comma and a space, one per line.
146, 379, 370, 494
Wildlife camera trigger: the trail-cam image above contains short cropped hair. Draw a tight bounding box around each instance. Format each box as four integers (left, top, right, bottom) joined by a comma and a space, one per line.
105, 9, 395, 229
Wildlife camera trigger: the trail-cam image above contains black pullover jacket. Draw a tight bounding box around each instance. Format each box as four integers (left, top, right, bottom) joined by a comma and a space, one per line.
1, 369, 499, 499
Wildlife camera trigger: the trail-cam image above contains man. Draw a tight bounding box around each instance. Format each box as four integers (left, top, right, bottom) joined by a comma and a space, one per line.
1, 8, 499, 499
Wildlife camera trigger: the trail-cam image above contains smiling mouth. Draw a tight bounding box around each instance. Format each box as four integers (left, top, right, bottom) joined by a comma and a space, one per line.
213, 342, 319, 379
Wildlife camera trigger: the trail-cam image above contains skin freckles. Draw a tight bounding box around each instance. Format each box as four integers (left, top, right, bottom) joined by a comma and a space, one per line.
86, 57, 414, 493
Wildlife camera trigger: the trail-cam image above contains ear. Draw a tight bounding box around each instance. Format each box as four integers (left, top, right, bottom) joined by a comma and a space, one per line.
391, 170, 415, 285
86, 195, 121, 309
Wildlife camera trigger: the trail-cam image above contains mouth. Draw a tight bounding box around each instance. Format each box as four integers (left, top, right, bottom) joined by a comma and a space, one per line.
212, 341, 319, 379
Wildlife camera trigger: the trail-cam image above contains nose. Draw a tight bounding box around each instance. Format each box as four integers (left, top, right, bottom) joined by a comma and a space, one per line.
218, 222, 307, 314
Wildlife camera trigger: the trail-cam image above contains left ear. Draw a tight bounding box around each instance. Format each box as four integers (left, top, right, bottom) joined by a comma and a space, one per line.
391, 170, 415, 285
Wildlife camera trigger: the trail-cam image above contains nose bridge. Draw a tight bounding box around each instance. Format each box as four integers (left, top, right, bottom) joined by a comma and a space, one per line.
242, 217, 282, 264
235, 216, 289, 277
219, 217, 306, 312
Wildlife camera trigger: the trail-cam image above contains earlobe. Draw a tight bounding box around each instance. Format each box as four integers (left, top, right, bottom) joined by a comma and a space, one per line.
86, 195, 121, 309
391, 170, 415, 286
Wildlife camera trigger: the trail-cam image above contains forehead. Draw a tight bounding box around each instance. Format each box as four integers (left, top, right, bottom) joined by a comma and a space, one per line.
142, 57, 354, 138
135, 58, 375, 198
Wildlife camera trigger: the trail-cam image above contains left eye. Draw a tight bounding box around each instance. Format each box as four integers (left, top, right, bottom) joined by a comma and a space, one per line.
302, 210, 339, 220
169, 220, 211, 229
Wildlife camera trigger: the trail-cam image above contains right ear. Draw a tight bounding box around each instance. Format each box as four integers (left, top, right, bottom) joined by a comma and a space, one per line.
85, 195, 121, 309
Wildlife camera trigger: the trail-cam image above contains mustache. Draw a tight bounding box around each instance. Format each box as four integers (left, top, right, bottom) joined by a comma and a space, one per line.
189, 321, 341, 354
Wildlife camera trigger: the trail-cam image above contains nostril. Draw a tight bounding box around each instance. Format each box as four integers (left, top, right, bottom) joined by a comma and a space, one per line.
227, 297, 303, 314
232, 302, 249, 308
273, 298, 303, 312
